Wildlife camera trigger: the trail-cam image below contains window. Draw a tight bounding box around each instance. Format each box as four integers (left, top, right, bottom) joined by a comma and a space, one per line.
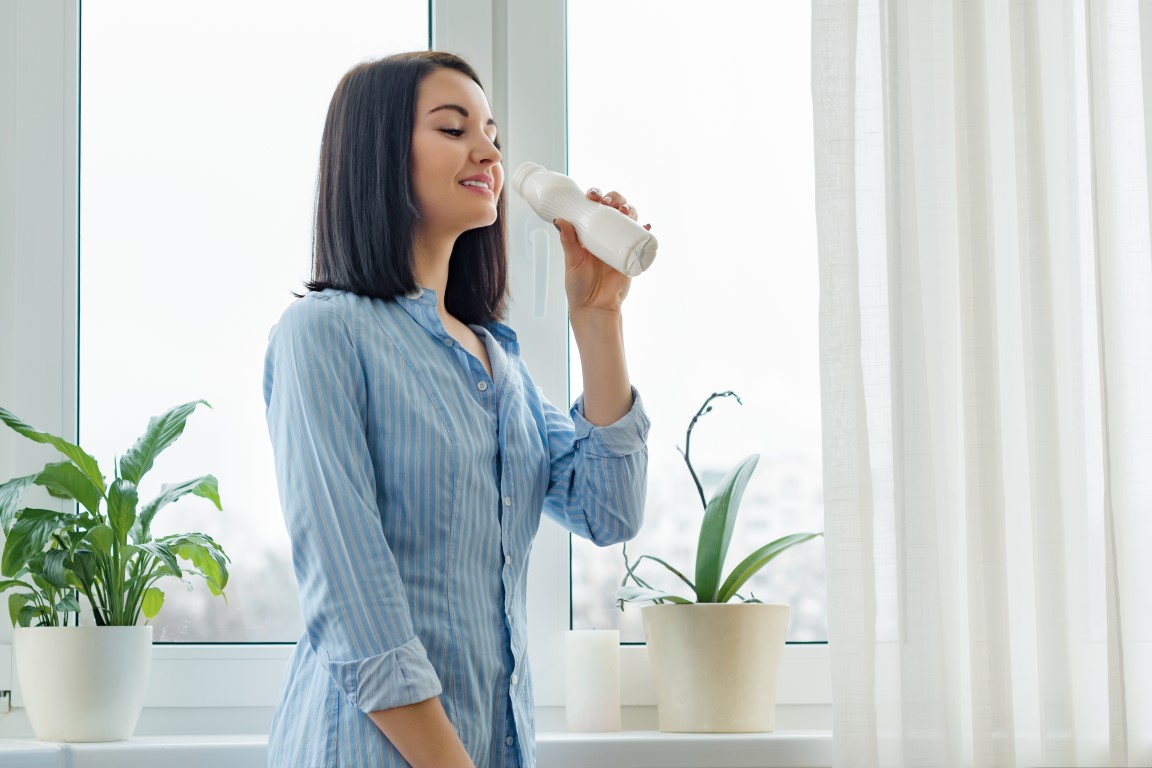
566, 0, 827, 642
8, 0, 828, 715
78, 0, 429, 641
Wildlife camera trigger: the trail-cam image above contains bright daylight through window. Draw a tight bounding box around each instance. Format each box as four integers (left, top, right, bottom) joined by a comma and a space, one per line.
78, 0, 823, 646
567, 0, 827, 642
78, 1, 428, 641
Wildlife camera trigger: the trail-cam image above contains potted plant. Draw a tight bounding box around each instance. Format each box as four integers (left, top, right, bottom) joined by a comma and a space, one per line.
616, 391, 822, 733
0, 400, 230, 742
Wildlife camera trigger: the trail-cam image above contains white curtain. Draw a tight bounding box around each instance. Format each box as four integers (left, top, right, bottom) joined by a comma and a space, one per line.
812, 1, 1152, 766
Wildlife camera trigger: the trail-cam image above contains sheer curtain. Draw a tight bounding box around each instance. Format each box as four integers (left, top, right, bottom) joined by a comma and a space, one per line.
812, 1, 1151, 766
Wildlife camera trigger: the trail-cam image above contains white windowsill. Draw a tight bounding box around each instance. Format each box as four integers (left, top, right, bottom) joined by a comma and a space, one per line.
0, 730, 833, 768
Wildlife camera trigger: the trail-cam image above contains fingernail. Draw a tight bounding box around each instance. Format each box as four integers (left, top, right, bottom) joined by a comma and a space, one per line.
602, 195, 613, 204
620, 203, 632, 213
553, 218, 561, 232
588, 187, 602, 197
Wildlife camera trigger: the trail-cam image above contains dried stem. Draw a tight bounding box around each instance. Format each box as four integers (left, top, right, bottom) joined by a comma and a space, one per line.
676, 391, 743, 510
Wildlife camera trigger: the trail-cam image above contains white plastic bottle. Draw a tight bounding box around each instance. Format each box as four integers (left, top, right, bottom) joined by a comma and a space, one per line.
511, 162, 658, 276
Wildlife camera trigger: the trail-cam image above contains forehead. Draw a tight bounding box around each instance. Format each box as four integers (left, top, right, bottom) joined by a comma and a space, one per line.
415, 68, 493, 119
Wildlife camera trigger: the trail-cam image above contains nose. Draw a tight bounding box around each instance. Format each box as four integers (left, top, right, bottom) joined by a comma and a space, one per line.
474, 135, 501, 165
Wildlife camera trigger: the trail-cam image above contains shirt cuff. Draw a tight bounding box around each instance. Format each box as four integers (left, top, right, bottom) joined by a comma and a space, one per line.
571, 386, 651, 458
327, 635, 443, 713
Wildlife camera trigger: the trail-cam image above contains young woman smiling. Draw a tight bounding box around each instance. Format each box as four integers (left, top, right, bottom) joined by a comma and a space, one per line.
262, 51, 651, 768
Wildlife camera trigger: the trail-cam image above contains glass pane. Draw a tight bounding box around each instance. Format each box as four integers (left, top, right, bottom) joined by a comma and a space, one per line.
79, 1, 428, 641
567, 1, 826, 642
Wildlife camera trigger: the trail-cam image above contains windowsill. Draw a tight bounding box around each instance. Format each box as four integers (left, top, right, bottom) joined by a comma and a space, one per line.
0, 730, 833, 768
0, 703, 833, 767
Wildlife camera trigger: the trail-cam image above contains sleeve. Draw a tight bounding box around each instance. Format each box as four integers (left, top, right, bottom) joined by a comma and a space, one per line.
538, 382, 651, 546
262, 300, 442, 713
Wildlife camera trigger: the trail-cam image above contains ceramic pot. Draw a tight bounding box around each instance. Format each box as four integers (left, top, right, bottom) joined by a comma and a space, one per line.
641, 603, 788, 732
14, 625, 153, 742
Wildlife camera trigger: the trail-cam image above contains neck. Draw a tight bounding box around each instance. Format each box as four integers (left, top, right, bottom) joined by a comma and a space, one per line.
411, 230, 455, 320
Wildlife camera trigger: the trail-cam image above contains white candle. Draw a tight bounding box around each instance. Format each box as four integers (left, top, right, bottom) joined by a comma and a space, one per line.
565, 629, 621, 732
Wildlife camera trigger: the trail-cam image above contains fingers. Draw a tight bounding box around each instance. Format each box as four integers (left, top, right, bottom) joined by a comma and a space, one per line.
587, 188, 639, 221
553, 219, 587, 270
553, 218, 574, 245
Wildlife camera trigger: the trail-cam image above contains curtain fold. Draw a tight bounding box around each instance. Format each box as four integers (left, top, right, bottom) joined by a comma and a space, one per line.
812, 1, 1152, 766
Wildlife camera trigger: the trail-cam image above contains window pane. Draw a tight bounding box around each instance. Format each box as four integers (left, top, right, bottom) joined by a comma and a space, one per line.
79, 1, 428, 641
567, 0, 826, 642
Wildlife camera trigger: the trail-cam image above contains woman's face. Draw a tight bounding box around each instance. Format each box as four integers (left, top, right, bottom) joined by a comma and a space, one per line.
410, 67, 503, 239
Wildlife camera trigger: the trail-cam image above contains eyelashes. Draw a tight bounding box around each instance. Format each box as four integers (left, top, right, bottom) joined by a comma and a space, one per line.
439, 128, 501, 150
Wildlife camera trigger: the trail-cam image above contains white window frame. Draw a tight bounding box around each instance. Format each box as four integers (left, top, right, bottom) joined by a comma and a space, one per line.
0, 0, 829, 722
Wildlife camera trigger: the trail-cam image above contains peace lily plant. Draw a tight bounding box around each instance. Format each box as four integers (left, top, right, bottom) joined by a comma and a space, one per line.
0, 400, 230, 628
616, 391, 822, 607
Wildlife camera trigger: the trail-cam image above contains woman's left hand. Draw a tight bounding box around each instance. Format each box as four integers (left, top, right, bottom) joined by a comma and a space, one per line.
555, 188, 651, 313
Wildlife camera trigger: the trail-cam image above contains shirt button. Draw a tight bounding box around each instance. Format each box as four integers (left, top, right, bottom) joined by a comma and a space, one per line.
505, 736, 515, 747
442, 337, 453, 346
503, 496, 512, 507
505, 555, 512, 565
510, 674, 519, 686
477, 380, 488, 391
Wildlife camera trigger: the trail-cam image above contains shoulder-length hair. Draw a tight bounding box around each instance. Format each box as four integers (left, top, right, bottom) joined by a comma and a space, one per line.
305, 51, 508, 324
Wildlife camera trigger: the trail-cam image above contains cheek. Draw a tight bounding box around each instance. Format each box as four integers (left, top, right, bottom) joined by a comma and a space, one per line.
493, 168, 505, 199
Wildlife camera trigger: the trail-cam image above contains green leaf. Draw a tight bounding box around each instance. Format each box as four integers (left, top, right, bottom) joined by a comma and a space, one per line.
0, 474, 37, 533
107, 479, 139, 546
694, 454, 759, 603
634, 554, 696, 593
716, 532, 824, 603
142, 587, 164, 619
614, 585, 693, 605
119, 400, 211, 486
85, 524, 114, 555
70, 549, 98, 588
7, 592, 30, 627
34, 461, 104, 517
18, 603, 49, 627
54, 593, 80, 615
132, 541, 181, 580
1, 508, 69, 578
41, 549, 70, 590
164, 532, 230, 595
132, 475, 221, 543
0, 407, 105, 494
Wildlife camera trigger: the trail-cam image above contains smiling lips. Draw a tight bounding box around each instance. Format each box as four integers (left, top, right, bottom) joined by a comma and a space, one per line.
460, 174, 495, 194
460, 178, 493, 193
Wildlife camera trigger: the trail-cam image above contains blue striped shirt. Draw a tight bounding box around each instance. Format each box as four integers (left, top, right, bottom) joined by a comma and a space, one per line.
262, 288, 649, 767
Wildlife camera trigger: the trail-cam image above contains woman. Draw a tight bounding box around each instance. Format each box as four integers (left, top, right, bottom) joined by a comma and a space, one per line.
262, 51, 650, 767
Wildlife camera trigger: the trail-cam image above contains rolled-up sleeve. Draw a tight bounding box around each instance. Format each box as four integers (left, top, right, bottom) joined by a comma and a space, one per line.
539, 385, 650, 545
263, 300, 442, 713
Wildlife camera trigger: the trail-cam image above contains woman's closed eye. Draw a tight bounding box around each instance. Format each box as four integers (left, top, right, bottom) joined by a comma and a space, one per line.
439, 127, 501, 149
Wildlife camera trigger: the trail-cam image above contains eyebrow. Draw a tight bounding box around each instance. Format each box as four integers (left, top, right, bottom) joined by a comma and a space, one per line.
428, 104, 498, 127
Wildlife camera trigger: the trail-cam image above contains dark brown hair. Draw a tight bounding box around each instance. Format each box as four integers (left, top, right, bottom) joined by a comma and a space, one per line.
305, 51, 508, 324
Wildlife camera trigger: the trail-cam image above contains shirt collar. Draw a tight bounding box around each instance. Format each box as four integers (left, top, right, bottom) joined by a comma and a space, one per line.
395, 286, 520, 355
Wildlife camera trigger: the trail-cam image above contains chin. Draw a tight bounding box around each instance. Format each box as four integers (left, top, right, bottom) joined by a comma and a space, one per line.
464, 212, 499, 232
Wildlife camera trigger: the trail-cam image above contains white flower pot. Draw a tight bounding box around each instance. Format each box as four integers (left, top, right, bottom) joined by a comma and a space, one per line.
641, 603, 789, 732
14, 625, 153, 742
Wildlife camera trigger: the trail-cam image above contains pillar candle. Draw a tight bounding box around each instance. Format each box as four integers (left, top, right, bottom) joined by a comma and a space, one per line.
565, 629, 621, 732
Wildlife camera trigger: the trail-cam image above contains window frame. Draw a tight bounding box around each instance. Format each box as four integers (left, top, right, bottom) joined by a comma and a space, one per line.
0, 0, 830, 718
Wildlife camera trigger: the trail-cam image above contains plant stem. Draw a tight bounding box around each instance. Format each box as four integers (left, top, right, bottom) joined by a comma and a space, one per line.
679, 391, 742, 510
